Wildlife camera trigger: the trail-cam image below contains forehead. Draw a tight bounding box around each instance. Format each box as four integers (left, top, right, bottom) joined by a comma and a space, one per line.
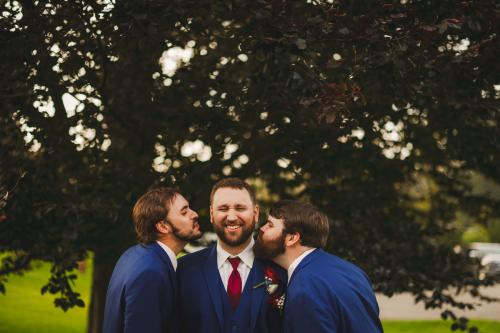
170, 194, 188, 209
212, 187, 253, 206
267, 215, 285, 227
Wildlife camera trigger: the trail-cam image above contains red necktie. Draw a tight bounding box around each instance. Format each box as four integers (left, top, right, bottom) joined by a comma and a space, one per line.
227, 257, 242, 310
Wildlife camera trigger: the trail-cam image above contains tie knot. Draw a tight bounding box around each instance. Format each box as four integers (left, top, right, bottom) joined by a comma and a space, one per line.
228, 257, 240, 270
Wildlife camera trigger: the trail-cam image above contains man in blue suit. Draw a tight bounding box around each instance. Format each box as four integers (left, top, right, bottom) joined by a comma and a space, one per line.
177, 178, 286, 333
103, 187, 201, 333
254, 200, 383, 333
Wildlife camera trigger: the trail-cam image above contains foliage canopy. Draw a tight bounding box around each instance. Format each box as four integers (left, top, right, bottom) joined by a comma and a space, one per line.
1, 1, 499, 332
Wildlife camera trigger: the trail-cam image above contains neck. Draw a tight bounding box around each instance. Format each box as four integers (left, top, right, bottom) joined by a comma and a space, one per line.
219, 237, 252, 256
273, 246, 314, 270
158, 237, 187, 255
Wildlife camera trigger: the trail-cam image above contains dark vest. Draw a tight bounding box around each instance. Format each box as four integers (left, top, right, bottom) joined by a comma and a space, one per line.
219, 266, 257, 333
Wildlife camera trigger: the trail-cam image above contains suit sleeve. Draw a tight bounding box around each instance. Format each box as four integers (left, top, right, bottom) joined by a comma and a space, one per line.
124, 270, 168, 333
287, 289, 338, 333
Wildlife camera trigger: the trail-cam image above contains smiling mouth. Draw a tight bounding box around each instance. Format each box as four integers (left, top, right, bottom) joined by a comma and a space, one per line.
226, 225, 241, 231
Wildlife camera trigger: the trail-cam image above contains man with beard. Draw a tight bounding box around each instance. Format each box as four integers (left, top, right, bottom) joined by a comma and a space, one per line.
254, 200, 383, 333
103, 187, 201, 333
177, 178, 286, 333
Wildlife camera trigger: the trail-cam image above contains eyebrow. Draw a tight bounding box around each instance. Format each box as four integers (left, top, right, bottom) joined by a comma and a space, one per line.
180, 204, 189, 211
216, 204, 248, 208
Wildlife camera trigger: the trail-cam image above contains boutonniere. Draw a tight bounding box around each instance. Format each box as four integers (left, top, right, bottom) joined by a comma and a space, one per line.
269, 293, 286, 314
253, 266, 285, 313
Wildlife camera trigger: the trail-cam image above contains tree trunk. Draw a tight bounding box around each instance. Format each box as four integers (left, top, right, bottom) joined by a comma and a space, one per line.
87, 249, 116, 333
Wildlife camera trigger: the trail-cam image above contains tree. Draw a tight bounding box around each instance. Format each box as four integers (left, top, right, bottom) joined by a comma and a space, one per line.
1, 1, 499, 332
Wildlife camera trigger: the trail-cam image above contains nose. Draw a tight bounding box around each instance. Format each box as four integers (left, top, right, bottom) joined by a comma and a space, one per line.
260, 224, 267, 232
227, 209, 237, 221
191, 209, 199, 219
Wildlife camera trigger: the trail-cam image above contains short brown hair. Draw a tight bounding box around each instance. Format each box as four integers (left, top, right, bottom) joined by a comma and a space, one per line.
210, 178, 256, 205
132, 187, 179, 244
269, 200, 330, 248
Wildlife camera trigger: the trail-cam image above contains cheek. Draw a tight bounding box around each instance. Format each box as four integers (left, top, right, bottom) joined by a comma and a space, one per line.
260, 229, 272, 240
269, 230, 283, 241
240, 211, 255, 221
212, 211, 224, 221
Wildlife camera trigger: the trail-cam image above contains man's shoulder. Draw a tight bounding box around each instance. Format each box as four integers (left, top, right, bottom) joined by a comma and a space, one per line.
296, 250, 372, 292
111, 244, 168, 285
115, 244, 149, 265
309, 250, 364, 273
119, 242, 159, 256
290, 251, 355, 281
178, 246, 213, 268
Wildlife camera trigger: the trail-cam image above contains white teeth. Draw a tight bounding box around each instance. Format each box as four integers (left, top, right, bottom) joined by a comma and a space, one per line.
226, 225, 240, 231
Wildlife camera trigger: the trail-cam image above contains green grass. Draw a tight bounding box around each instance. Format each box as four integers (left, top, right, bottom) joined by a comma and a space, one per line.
0, 260, 499, 333
0, 260, 91, 333
384, 320, 500, 333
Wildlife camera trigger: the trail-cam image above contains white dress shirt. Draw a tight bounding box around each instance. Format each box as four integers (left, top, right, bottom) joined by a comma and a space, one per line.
287, 248, 316, 285
156, 241, 178, 271
217, 238, 255, 291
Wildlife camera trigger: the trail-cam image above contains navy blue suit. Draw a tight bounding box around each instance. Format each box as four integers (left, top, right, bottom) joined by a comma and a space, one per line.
103, 243, 177, 333
177, 245, 286, 333
284, 249, 383, 333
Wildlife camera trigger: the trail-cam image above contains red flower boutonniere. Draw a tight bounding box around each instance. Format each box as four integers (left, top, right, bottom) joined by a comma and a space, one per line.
253, 266, 285, 313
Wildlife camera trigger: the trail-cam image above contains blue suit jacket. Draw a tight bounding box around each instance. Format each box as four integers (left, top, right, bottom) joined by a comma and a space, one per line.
103, 243, 177, 333
177, 245, 286, 333
284, 249, 383, 333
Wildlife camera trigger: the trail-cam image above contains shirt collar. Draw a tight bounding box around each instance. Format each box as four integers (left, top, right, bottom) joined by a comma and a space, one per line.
156, 241, 177, 271
216, 237, 255, 269
287, 248, 316, 284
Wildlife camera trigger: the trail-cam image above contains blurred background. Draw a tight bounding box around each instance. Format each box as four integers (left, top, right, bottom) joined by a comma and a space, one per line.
1, 1, 499, 332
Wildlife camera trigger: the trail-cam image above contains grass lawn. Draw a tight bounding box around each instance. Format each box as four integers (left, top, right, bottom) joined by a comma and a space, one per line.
383, 320, 500, 333
0, 259, 91, 333
0, 259, 499, 333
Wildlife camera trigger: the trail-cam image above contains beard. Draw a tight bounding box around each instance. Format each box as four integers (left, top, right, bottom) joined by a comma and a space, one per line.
213, 219, 255, 247
174, 228, 202, 242
169, 221, 202, 242
253, 230, 286, 260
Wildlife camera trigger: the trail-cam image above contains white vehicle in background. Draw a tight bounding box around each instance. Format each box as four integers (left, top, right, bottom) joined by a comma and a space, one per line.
469, 242, 500, 278
481, 254, 500, 277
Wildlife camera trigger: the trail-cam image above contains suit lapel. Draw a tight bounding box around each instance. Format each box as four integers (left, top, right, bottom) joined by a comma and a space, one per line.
288, 248, 321, 286
203, 245, 224, 331
250, 259, 266, 332
149, 242, 176, 286
284, 249, 321, 324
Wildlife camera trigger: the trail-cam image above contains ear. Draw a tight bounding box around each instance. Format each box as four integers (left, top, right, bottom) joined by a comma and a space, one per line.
285, 232, 301, 247
253, 204, 260, 223
209, 205, 214, 224
155, 221, 171, 235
